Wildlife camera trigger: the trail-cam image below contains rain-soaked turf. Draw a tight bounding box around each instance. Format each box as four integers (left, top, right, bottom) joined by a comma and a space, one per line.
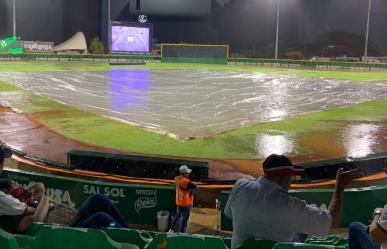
0, 62, 386, 160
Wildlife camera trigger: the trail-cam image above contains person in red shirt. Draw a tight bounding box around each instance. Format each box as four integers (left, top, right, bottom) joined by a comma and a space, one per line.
169, 165, 197, 233
0, 179, 45, 207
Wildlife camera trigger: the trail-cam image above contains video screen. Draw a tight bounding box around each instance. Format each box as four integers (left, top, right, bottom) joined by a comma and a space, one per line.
111, 25, 151, 53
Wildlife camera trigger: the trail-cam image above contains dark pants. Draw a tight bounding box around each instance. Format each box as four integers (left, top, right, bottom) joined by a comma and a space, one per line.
170, 206, 192, 233
292, 233, 308, 243
349, 222, 381, 249
73, 194, 129, 229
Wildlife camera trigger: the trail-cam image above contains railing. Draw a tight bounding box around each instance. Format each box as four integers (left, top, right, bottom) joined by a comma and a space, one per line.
2, 52, 387, 72
228, 57, 387, 71
0, 52, 161, 62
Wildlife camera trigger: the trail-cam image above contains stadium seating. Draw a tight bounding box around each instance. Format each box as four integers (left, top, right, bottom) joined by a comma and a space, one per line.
0, 224, 349, 249
238, 238, 277, 249
305, 236, 348, 248
0, 228, 19, 249
103, 228, 153, 248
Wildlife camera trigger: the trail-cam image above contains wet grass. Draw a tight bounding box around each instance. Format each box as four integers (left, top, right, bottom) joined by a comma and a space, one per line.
0, 62, 112, 72
0, 80, 22, 91
8, 93, 387, 159
1, 61, 387, 81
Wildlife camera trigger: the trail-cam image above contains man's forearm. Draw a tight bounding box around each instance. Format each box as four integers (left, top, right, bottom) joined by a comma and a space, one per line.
328, 185, 344, 228
369, 212, 387, 243
32, 195, 50, 222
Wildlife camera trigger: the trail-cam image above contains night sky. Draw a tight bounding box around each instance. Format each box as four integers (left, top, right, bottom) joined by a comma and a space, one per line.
0, 0, 387, 57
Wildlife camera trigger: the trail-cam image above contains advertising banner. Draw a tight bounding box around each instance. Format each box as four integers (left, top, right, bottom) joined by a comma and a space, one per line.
1, 169, 175, 225
23, 41, 54, 53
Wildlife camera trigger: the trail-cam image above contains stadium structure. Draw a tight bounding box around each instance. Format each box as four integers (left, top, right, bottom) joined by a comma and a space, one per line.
0, 0, 386, 248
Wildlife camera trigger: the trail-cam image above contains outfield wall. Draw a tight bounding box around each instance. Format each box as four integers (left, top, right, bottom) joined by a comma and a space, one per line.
229, 58, 387, 71
1, 52, 387, 72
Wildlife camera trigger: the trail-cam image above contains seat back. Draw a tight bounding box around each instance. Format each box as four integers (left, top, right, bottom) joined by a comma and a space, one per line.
14, 234, 35, 249
238, 238, 276, 249
30, 226, 128, 249
0, 228, 20, 249
104, 228, 152, 248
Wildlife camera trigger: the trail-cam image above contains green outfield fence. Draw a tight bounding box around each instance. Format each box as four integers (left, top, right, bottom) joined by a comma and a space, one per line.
160, 43, 229, 64
228, 57, 387, 71
2, 52, 387, 71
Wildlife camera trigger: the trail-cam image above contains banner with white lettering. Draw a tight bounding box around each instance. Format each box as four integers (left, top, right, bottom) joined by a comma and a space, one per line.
2, 170, 175, 225
23, 41, 54, 53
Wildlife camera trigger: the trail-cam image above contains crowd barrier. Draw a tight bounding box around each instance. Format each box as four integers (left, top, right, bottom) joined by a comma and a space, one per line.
2, 167, 385, 232
0, 169, 175, 226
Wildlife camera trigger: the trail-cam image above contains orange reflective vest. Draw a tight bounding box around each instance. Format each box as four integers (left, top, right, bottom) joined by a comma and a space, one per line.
175, 176, 193, 207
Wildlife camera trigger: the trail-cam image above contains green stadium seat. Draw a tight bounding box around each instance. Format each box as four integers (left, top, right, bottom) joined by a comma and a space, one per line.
24, 222, 53, 236
223, 238, 232, 248
144, 233, 229, 249
0, 228, 21, 249
14, 234, 35, 249
103, 228, 153, 248
305, 236, 348, 248
273, 242, 336, 249
30, 226, 139, 249
204, 236, 229, 249
237, 238, 276, 249
144, 233, 168, 249
1, 222, 352, 249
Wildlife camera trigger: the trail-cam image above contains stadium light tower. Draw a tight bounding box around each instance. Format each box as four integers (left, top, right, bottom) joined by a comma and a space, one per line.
364, 0, 372, 58
108, 0, 111, 23
274, 0, 280, 59
12, 0, 16, 36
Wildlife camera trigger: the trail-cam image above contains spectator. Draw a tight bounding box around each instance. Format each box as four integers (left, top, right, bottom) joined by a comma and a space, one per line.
0, 179, 45, 207
0, 147, 51, 232
348, 204, 387, 249
0, 147, 129, 232
71, 194, 130, 229
225, 154, 362, 249
169, 165, 197, 233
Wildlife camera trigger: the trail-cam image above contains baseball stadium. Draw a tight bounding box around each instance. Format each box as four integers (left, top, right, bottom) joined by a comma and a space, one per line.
0, 0, 386, 249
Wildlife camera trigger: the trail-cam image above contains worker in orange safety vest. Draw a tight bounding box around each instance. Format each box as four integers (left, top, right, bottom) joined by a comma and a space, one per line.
169, 165, 197, 233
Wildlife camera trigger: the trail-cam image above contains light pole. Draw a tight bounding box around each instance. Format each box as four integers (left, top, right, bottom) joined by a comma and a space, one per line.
108, 0, 111, 24
364, 0, 372, 58
274, 0, 280, 59
12, 0, 16, 36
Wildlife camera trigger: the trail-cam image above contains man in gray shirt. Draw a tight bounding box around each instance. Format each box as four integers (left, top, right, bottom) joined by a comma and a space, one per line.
225, 154, 361, 249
